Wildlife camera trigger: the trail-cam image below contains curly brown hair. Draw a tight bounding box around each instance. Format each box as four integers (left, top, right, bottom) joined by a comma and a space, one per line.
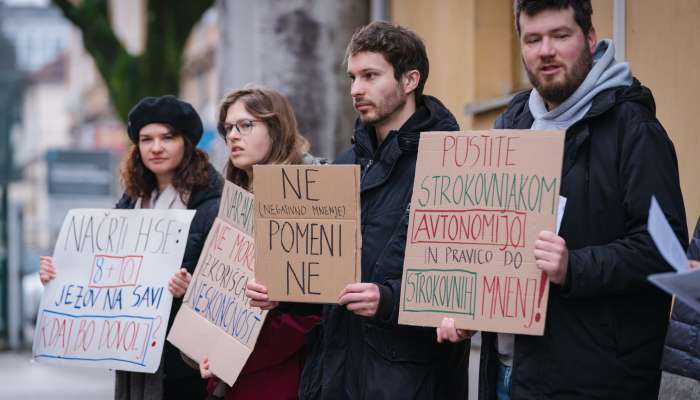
120, 127, 210, 204
217, 87, 309, 190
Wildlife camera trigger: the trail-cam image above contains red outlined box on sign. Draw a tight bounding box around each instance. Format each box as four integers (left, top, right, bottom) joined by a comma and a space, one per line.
410, 208, 527, 250
89, 254, 143, 288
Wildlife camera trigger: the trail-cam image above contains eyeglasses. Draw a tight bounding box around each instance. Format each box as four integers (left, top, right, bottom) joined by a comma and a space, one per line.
220, 119, 262, 137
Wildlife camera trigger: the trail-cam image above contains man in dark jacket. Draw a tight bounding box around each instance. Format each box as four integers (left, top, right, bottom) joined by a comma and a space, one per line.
659, 217, 700, 399
247, 21, 470, 399
475, 1, 688, 399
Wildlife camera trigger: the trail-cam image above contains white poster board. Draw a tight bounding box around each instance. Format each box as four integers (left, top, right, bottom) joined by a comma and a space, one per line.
32, 208, 195, 373
647, 196, 700, 312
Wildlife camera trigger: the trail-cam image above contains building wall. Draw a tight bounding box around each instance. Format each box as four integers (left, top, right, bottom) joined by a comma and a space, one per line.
0, 5, 70, 72
391, 0, 476, 130
390, 0, 517, 130
180, 8, 226, 169
626, 0, 700, 232
13, 81, 70, 250
570, 0, 700, 233
108, 0, 145, 55
591, 0, 613, 40
181, 8, 219, 121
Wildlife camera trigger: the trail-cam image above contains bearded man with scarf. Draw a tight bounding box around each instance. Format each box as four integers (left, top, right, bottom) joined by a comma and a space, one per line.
471, 1, 687, 399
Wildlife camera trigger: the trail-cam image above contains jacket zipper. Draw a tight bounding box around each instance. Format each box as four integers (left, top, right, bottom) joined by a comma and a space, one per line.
361, 159, 374, 186
359, 129, 397, 187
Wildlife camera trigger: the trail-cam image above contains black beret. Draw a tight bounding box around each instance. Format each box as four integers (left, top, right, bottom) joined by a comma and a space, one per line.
127, 95, 203, 144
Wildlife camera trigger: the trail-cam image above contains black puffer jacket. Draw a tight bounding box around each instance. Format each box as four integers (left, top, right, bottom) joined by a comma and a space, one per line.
662, 217, 700, 380
298, 96, 470, 400
479, 80, 688, 400
115, 163, 223, 379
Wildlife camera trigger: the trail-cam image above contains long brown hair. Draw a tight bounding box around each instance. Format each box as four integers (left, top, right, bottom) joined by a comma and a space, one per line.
120, 126, 210, 203
217, 87, 309, 190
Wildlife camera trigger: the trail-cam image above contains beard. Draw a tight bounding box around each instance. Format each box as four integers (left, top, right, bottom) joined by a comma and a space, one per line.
357, 84, 407, 126
526, 43, 593, 107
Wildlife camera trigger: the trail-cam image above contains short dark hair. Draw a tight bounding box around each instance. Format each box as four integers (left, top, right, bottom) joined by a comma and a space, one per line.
514, 0, 593, 36
345, 21, 429, 98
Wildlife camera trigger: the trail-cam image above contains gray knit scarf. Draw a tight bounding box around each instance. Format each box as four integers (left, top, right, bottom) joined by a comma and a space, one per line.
529, 39, 632, 130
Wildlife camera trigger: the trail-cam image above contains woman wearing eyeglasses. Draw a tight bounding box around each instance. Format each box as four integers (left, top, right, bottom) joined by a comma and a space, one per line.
194, 87, 320, 400
39, 95, 222, 400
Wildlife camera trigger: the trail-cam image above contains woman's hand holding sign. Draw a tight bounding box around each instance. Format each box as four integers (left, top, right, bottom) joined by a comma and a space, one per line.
199, 356, 213, 379
168, 268, 192, 298
246, 279, 280, 310
39, 256, 56, 285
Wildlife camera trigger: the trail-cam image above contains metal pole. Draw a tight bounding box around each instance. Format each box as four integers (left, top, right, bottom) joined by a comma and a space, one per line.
0, 185, 6, 344
0, 73, 23, 348
370, 0, 389, 21
0, 109, 9, 346
613, 0, 626, 61
7, 200, 20, 349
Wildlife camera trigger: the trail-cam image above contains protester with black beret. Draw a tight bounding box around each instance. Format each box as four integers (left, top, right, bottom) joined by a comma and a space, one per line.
126, 95, 204, 145
39, 95, 223, 400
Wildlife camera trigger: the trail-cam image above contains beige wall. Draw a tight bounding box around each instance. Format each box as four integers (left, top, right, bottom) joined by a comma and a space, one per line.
391, 0, 476, 129
591, 0, 613, 40
591, 0, 700, 232
626, 0, 700, 232
475, 0, 515, 100
390, 0, 522, 129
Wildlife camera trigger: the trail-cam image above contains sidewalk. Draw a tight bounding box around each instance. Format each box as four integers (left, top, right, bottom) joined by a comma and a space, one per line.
0, 344, 479, 400
0, 350, 113, 400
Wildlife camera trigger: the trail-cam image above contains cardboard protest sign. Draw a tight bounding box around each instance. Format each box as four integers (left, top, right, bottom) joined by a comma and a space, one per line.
398, 131, 564, 335
253, 165, 361, 303
32, 208, 195, 372
168, 181, 265, 386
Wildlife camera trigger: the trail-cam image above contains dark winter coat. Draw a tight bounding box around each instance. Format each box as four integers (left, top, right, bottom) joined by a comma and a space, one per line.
115, 163, 223, 381
479, 80, 688, 400
298, 96, 471, 400
662, 217, 700, 381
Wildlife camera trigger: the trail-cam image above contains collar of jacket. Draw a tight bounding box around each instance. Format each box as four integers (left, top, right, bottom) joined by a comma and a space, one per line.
500, 78, 652, 177
501, 78, 650, 130
351, 95, 459, 191
116, 162, 223, 209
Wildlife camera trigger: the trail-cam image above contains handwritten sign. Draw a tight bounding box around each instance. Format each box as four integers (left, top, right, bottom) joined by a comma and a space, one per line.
32, 208, 195, 372
253, 165, 361, 303
168, 181, 265, 386
398, 131, 564, 335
